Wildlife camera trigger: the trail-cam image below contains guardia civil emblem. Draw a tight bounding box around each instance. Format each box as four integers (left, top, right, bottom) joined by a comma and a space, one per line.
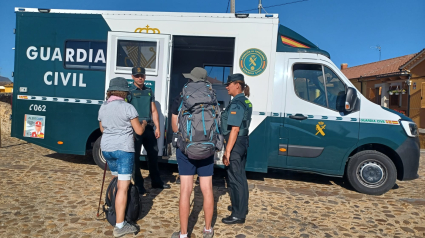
239, 48, 267, 76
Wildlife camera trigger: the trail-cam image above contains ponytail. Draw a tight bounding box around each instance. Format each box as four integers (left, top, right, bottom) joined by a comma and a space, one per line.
243, 84, 250, 98
234, 80, 250, 98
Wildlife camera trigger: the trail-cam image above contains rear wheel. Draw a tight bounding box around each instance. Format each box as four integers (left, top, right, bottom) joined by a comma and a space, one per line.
346, 150, 396, 195
93, 136, 108, 170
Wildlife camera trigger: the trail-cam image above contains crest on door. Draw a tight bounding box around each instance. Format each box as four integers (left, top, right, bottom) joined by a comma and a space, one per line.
315, 121, 326, 136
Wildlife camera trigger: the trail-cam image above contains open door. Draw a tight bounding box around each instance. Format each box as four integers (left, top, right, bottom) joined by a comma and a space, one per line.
105, 32, 172, 156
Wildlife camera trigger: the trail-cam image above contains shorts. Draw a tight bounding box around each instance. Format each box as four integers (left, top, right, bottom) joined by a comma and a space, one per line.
102, 150, 134, 180
176, 148, 214, 177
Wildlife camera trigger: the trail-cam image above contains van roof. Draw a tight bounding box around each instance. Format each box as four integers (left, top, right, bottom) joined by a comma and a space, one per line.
276, 25, 330, 58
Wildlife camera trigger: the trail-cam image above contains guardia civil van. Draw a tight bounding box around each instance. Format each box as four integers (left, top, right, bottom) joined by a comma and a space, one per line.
11, 8, 419, 195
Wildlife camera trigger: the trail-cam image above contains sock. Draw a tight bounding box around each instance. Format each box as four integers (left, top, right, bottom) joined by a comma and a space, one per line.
204, 227, 212, 232
180, 232, 188, 238
116, 221, 125, 229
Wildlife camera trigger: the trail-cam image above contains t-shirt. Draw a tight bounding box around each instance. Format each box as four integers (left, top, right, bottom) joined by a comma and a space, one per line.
170, 95, 182, 115
98, 100, 139, 152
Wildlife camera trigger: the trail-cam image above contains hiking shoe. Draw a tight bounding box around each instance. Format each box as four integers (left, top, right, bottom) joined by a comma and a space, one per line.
203, 227, 214, 238
113, 222, 138, 237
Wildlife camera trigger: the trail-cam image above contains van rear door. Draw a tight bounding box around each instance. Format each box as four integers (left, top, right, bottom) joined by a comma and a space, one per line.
105, 32, 172, 156
284, 58, 360, 175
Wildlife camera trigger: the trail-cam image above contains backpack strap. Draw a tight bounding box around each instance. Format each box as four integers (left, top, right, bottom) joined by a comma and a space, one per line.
105, 177, 117, 206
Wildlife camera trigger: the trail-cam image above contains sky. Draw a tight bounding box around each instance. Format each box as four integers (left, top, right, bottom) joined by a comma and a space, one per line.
0, 0, 424, 81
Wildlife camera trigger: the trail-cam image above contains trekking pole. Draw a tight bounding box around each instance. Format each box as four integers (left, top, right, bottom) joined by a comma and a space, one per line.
97, 161, 108, 217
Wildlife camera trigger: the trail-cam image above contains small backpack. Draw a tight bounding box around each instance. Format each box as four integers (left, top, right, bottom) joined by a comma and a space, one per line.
176, 81, 223, 160
103, 177, 142, 226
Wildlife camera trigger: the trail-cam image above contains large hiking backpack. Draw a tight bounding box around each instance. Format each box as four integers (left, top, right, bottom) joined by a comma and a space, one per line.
177, 81, 223, 160
103, 177, 142, 226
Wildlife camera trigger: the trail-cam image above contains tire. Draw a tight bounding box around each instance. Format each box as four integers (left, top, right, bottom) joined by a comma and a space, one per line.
346, 150, 396, 195
92, 136, 109, 170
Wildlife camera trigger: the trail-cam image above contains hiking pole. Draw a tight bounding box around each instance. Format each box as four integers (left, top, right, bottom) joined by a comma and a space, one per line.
97, 161, 108, 217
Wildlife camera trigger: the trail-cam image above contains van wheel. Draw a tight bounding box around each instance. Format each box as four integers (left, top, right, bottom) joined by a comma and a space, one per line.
346, 150, 396, 195
93, 136, 108, 170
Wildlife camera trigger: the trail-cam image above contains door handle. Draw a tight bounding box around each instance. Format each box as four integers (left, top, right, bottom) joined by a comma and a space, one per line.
289, 114, 308, 120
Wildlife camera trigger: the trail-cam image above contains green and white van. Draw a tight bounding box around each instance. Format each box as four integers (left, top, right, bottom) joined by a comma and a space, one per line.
11, 8, 419, 195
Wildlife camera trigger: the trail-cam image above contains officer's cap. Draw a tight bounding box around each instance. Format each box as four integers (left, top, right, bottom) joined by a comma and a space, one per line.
225, 73, 244, 86
132, 67, 146, 76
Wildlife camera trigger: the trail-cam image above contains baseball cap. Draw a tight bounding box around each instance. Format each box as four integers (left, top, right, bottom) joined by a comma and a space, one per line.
132, 67, 146, 75
35, 121, 42, 127
225, 73, 245, 85
183, 67, 207, 82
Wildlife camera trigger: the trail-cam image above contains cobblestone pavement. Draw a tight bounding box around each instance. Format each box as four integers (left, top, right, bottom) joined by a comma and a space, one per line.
0, 135, 424, 238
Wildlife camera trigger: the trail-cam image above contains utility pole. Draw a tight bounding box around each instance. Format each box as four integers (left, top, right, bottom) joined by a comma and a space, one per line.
230, 0, 235, 13
258, 0, 262, 13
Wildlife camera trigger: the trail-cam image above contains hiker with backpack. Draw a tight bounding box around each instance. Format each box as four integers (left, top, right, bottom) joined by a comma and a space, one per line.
170, 67, 222, 238
98, 77, 147, 237
220, 74, 252, 225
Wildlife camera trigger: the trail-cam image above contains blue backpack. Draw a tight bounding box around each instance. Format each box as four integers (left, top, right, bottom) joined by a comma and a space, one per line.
176, 81, 223, 160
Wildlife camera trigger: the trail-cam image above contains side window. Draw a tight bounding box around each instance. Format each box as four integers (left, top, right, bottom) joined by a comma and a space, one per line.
64, 41, 107, 71
324, 66, 346, 111
293, 64, 327, 108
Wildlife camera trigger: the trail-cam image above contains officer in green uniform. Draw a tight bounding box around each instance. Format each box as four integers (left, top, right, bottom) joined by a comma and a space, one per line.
221, 73, 252, 225
128, 67, 170, 193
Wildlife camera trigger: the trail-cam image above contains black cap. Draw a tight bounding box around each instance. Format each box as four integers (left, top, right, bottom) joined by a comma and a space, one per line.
225, 73, 244, 85
132, 67, 146, 75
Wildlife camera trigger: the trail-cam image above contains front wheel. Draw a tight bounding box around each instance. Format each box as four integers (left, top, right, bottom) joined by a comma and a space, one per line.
346, 150, 396, 195
92, 136, 108, 170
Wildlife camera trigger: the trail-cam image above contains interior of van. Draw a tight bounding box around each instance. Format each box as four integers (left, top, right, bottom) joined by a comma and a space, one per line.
165, 35, 235, 156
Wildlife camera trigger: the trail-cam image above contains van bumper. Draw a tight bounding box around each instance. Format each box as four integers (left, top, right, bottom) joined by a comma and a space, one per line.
396, 136, 420, 180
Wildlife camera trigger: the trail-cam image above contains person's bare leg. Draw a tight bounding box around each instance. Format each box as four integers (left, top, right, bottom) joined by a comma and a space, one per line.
179, 175, 194, 235
199, 176, 213, 230
115, 179, 131, 224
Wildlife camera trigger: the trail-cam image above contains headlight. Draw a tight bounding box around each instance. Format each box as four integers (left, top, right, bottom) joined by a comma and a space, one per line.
400, 121, 418, 137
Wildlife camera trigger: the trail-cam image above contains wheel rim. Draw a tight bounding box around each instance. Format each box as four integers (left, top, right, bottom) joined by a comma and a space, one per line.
356, 160, 387, 188
98, 147, 106, 165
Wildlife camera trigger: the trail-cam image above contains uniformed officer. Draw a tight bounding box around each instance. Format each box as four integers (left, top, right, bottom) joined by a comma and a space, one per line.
128, 66, 171, 194
221, 73, 252, 225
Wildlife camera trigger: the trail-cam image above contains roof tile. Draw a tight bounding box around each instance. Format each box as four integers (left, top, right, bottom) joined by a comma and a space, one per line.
341, 54, 415, 79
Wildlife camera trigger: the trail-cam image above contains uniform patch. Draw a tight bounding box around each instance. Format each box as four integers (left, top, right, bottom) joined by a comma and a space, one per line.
231, 111, 237, 115
239, 48, 267, 77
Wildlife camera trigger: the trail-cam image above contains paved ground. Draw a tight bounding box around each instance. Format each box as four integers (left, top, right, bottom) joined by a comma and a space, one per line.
0, 134, 424, 238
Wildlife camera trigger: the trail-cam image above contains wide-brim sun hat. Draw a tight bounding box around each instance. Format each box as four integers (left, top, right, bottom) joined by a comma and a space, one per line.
183, 67, 208, 82
107, 77, 130, 92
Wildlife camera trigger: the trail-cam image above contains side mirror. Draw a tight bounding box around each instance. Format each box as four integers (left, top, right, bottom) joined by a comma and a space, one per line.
345, 87, 358, 112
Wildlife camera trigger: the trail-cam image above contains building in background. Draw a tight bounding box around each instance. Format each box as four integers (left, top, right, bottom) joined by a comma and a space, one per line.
0, 76, 12, 93
342, 49, 425, 127
3, 83, 13, 93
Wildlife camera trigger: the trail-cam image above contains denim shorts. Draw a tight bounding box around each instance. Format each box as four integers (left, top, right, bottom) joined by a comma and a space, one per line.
102, 150, 134, 180
176, 148, 214, 176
